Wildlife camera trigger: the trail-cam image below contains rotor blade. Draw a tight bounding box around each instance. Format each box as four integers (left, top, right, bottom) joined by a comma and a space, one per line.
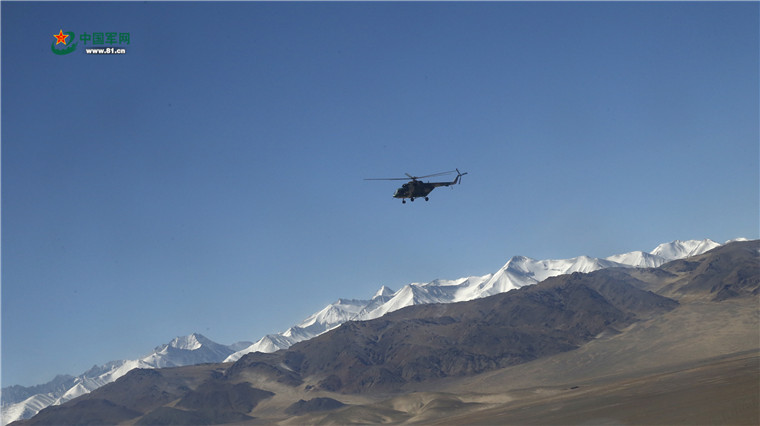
364, 177, 411, 181
416, 170, 456, 179
365, 170, 457, 181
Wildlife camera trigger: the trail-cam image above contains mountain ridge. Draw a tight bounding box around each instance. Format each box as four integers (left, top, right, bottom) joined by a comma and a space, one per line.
225, 237, 725, 362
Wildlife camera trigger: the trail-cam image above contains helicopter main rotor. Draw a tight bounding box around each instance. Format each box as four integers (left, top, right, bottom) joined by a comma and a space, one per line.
365, 170, 456, 182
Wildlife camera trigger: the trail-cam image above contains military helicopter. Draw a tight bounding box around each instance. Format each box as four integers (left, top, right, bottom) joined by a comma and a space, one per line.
365, 169, 468, 203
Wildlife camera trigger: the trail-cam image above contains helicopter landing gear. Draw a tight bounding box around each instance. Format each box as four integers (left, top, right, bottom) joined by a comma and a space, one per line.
425, 197, 429, 201
410, 197, 415, 202
402, 199, 406, 204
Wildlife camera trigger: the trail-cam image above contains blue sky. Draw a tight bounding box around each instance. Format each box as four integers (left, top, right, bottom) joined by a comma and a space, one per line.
2, 1, 758, 387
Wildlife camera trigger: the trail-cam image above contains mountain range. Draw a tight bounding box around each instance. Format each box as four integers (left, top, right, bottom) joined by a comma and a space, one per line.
224, 238, 724, 361
1, 335, 251, 425
13, 239, 758, 425
0, 238, 732, 424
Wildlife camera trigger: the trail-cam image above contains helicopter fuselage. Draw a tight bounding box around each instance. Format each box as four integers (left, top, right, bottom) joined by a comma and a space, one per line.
393, 180, 449, 200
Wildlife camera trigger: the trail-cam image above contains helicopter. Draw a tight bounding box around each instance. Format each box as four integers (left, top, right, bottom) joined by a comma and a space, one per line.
365, 169, 468, 203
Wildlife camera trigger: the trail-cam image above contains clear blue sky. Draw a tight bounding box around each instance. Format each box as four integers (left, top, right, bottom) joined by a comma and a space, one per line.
2, 1, 758, 387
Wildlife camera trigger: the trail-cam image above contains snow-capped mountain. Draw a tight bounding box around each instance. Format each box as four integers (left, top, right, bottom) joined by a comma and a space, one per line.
141, 333, 245, 368
605, 250, 664, 268
225, 238, 724, 362
3, 238, 729, 425
650, 239, 722, 260
1, 333, 250, 425
226, 292, 396, 361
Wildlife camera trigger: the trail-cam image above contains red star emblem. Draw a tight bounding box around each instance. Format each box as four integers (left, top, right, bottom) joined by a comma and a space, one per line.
54, 30, 69, 45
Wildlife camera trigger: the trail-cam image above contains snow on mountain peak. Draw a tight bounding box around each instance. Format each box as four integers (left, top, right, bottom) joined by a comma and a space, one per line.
726, 237, 749, 243
650, 238, 720, 260
373, 285, 395, 298
605, 250, 662, 268
168, 333, 206, 350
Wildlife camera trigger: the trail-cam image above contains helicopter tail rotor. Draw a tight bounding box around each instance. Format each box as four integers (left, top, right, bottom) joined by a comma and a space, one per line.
456, 168, 468, 184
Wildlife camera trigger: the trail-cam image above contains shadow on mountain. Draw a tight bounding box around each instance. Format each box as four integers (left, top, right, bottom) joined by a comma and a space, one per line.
284, 397, 346, 415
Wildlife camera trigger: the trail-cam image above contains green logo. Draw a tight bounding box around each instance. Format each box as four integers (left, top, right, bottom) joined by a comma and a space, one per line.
51, 29, 77, 55
51, 29, 131, 56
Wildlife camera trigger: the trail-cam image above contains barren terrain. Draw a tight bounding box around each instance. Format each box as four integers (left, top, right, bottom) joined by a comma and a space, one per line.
275, 298, 759, 425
